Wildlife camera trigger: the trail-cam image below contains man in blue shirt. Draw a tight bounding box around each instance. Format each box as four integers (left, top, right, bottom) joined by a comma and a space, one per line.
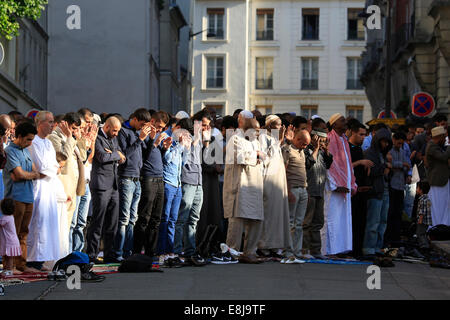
133, 111, 170, 259
113, 108, 153, 261
174, 110, 212, 266
3, 122, 40, 272
157, 118, 192, 267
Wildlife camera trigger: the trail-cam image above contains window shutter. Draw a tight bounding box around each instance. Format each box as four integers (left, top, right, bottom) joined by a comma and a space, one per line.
257, 9, 274, 15
302, 8, 319, 15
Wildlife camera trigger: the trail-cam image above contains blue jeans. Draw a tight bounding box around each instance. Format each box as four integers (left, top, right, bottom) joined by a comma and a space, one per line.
287, 187, 309, 257
72, 184, 91, 252
114, 178, 141, 259
157, 184, 182, 255
404, 183, 416, 218
69, 200, 80, 252
363, 189, 390, 255
174, 184, 203, 256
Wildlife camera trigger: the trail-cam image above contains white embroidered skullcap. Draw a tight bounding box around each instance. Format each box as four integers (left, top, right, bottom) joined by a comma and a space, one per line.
239, 110, 254, 119
175, 111, 190, 120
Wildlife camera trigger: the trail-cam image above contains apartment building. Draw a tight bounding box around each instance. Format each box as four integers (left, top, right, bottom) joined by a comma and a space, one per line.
191, 0, 372, 123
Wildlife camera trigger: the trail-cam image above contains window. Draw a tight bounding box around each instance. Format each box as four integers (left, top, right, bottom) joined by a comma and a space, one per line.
207, 8, 225, 39
206, 56, 225, 89
347, 58, 363, 90
255, 105, 272, 115
347, 8, 365, 40
301, 58, 318, 90
0, 36, 17, 80
256, 57, 273, 90
256, 9, 274, 40
301, 105, 318, 119
346, 106, 364, 122
302, 8, 319, 40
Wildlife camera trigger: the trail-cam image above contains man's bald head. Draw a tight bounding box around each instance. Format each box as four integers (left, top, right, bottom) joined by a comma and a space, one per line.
292, 129, 311, 150
104, 116, 122, 138
0, 114, 12, 130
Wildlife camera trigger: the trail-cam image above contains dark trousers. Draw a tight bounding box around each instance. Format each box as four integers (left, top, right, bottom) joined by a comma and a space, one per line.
416, 223, 430, 249
351, 192, 368, 257
133, 177, 164, 257
385, 188, 404, 245
196, 173, 223, 245
302, 196, 324, 255
86, 188, 119, 260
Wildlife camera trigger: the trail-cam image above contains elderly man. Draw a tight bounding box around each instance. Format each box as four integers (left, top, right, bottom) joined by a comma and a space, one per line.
223, 110, 264, 264
322, 114, 357, 257
281, 129, 312, 263
48, 112, 87, 250
425, 126, 450, 226
27, 112, 64, 270
86, 117, 125, 264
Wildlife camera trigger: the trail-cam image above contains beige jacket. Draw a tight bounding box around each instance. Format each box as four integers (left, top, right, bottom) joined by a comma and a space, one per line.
48, 128, 87, 221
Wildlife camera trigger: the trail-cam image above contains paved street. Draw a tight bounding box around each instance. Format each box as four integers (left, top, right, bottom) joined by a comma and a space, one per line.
2, 261, 449, 300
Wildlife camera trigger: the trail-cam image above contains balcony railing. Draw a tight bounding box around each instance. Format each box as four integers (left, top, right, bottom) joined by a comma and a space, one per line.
347, 79, 364, 90
256, 30, 274, 41
256, 79, 273, 90
301, 79, 318, 90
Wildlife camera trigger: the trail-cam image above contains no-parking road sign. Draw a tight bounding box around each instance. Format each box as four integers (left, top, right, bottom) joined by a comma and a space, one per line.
412, 92, 435, 117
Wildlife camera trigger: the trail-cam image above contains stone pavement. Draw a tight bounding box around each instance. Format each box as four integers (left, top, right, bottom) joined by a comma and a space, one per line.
1, 261, 449, 300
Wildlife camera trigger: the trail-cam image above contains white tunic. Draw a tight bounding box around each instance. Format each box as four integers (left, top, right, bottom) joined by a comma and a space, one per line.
27, 136, 64, 262
429, 181, 450, 226
321, 136, 353, 255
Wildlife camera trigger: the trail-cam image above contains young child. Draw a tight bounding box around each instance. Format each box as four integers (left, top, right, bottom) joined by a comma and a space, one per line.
55, 152, 71, 258
416, 181, 432, 249
0, 198, 21, 276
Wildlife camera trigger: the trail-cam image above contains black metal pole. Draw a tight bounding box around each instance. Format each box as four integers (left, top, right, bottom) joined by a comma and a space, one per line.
385, 0, 392, 119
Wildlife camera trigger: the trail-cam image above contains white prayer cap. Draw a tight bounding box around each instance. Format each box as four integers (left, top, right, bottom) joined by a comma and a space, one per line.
93, 113, 102, 124
175, 111, 190, 120
329, 113, 344, 126
239, 110, 254, 119
431, 126, 446, 137
311, 115, 322, 120
265, 115, 280, 126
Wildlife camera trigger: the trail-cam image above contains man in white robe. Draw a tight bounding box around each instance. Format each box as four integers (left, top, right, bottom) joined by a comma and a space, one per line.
27, 112, 64, 269
321, 114, 357, 256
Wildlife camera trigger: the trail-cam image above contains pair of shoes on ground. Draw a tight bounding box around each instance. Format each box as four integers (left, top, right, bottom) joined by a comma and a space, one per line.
220, 243, 242, 258
280, 256, 305, 264
211, 250, 239, 265
183, 254, 207, 267
161, 256, 184, 268
238, 254, 264, 264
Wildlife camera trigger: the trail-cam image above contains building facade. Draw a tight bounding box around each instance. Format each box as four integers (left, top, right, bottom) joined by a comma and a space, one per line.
0, 13, 48, 114
159, 0, 188, 114
47, 0, 162, 116
191, 0, 372, 123
361, 0, 450, 118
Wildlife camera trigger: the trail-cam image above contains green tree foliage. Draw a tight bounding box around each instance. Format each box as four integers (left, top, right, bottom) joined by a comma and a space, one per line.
0, 0, 48, 40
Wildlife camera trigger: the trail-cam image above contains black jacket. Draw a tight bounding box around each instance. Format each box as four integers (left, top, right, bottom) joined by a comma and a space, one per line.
364, 128, 392, 200
118, 122, 145, 178
90, 129, 122, 191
